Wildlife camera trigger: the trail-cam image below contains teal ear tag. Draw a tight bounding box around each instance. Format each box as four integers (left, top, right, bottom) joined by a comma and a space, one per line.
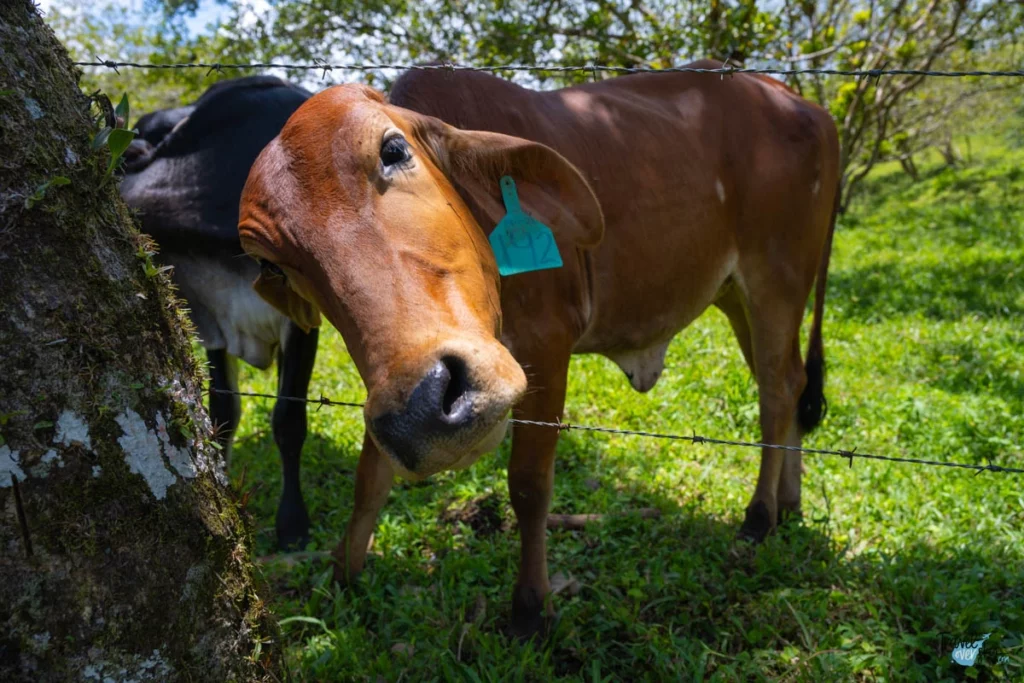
489, 176, 563, 277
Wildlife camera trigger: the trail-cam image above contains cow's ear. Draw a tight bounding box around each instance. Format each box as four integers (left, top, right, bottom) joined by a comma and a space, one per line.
253, 267, 321, 333
416, 120, 604, 249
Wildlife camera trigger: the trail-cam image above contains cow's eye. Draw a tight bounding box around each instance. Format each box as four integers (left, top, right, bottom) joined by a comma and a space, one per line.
380, 135, 410, 167
259, 258, 285, 279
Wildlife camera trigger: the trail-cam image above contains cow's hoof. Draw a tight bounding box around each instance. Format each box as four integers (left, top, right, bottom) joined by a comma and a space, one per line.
738, 500, 774, 544
275, 497, 311, 551
507, 585, 550, 642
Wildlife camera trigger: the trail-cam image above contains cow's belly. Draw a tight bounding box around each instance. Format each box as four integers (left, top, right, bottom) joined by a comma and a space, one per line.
575, 241, 737, 392
161, 253, 289, 370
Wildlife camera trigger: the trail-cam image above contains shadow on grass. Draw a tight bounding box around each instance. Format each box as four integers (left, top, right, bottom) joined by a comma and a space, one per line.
236, 428, 1023, 682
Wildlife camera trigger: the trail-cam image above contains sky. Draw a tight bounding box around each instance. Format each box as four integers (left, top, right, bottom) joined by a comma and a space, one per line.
36, 0, 229, 37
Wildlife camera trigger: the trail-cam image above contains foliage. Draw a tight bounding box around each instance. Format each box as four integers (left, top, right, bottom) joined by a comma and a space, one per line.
91, 92, 137, 178
215, 0, 779, 88
771, 0, 1024, 208
42, 0, 245, 118
24, 175, 70, 209
228, 122, 1024, 679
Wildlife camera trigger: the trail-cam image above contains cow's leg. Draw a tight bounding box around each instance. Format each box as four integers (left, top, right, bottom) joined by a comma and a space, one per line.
719, 291, 805, 527
507, 352, 570, 640
777, 423, 804, 526
739, 299, 807, 543
273, 322, 319, 551
332, 432, 393, 585
715, 287, 755, 374
206, 348, 240, 465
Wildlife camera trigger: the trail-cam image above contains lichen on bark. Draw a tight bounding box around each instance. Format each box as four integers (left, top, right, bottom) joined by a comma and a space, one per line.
0, 2, 280, 680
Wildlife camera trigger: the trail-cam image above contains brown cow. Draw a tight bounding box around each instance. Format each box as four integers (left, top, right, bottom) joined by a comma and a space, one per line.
238, 60, 840, 637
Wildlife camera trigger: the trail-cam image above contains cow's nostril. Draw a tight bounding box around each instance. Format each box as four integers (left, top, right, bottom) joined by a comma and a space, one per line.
439, 355, 471, 422
371, 354, 479, 472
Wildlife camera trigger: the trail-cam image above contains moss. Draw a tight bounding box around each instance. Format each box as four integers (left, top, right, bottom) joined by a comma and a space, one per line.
0, 2, 280, 681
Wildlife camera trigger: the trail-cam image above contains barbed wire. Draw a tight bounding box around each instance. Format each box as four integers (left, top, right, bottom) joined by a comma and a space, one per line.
74, 59, 1024, 79
209, 388, 1024, 475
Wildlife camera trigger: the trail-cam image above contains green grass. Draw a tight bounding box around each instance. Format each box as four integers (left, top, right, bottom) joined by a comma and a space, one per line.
229, 129, 1024, 681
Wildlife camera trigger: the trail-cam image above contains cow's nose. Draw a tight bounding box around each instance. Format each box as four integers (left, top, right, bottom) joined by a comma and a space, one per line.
371, 356, 476, 471
422, 356, 474, 426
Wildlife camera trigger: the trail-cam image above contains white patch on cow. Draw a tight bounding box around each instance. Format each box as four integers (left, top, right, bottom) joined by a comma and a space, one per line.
164, 255, 289, 369
812, 178, 821, 196
715, 178, 727, 204
116, 409, 177, 500
155, 412, 197, 479
1, 445, 26, 486
54, 410, 92, 451
607, 341, 671, 393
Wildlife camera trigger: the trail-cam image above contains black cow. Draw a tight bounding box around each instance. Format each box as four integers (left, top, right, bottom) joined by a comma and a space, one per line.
120, 76, 317, 550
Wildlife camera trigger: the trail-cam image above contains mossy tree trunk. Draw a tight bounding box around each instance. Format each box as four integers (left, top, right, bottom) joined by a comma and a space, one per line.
0, 2, 279, 681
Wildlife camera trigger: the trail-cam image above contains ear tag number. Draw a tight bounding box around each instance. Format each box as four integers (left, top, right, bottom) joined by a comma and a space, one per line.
489, 176, 563, 277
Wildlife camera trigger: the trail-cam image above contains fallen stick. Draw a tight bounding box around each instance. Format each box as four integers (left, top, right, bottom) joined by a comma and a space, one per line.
546, 507, 661, 530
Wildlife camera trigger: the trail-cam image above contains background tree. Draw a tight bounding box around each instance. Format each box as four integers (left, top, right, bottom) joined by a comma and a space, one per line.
0, 1, 278, 679
769, 0, 1023, 209
44, 0, 250, 113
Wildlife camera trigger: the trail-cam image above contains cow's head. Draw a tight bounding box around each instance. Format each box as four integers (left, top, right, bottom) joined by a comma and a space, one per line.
239, 83, 603, 479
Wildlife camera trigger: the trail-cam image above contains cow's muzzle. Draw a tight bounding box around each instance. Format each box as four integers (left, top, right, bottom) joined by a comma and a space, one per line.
366, 345, 526, 478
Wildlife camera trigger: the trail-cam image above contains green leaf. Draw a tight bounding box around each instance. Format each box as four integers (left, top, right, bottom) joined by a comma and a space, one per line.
25, 176, 71, 209
104, 128, 137, 176
278, 615, 332, 636
114, 93, 130, 127
93, 126, 112, 151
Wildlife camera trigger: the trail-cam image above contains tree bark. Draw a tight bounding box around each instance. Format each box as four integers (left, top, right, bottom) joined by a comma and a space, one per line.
0, 2, 279, 681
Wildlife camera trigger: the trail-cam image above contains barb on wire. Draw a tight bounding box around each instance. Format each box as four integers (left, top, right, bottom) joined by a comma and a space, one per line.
72, 59, 1024, 79
209, 388, 1024, 475
214, 388, 364, 410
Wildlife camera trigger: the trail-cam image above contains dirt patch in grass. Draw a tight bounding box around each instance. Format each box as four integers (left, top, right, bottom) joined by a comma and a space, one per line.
440, 494, 508, 537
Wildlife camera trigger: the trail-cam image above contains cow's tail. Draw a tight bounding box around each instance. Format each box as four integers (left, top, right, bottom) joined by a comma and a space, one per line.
797, 184, 840, 434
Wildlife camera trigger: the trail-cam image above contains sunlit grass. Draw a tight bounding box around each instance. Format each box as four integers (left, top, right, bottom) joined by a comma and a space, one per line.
230, 129, 1024, 681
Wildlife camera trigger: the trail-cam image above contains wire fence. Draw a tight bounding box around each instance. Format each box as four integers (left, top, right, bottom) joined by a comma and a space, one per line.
74, 59, 1024, 79
210, 388, 1024, 476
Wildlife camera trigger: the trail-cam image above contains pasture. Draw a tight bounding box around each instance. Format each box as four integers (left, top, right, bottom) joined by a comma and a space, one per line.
229, 129, 1023, 680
